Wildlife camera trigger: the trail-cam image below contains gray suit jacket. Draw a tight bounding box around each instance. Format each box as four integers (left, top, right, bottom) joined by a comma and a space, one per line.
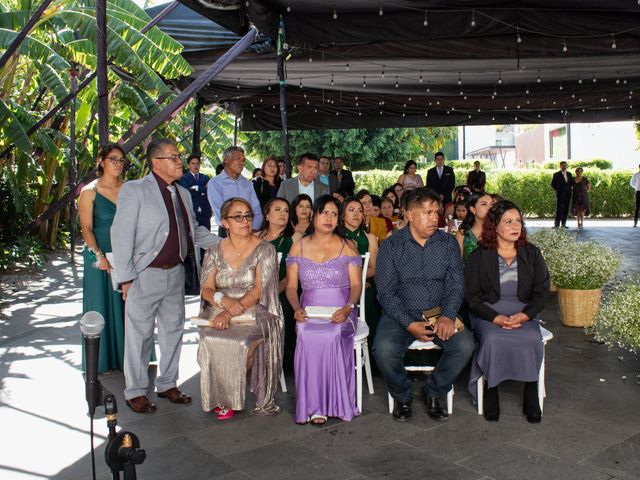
276, 177, 330, 205
111, 173, 219, 284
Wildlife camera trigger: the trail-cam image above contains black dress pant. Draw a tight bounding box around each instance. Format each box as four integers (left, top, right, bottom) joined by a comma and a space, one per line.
634, 191, 640, 225
554, 193, 571, 227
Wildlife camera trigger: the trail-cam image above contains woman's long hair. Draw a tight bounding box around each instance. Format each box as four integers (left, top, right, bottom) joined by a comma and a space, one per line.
459, 191, 489, 233
479, 200, 528, 249
403, 160, 417, 175
259, 197, 295, 237
306, 194, 348, 239
290, 193, 313, 227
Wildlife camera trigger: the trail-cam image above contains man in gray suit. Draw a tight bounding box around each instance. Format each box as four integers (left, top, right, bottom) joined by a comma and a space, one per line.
277, 153, 330, 204
111, 138, 218, 414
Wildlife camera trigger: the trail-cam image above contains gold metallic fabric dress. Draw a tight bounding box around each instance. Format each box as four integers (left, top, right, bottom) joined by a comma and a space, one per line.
197, 241, 283, 415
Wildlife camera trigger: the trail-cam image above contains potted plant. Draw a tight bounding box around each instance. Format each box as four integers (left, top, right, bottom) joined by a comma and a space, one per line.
538, 230, 621, 327
587, 277, 640, 353
529, 228, 574, 293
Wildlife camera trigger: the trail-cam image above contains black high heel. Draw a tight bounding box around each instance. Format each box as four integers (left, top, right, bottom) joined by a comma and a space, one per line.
523, 382, 541, 423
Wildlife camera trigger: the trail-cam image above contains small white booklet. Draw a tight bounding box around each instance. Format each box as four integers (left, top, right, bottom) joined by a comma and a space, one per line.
305, 306, 340, 318
105, 253, 121, 292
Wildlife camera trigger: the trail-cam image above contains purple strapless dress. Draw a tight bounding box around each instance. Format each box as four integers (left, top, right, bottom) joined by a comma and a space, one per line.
286, 254, 361, 423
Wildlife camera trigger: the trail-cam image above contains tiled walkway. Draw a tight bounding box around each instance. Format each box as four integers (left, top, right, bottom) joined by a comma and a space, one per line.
1, 223, 639, 479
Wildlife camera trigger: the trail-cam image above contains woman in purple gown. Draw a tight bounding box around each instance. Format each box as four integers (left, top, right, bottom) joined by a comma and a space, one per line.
285, 195, 363, 425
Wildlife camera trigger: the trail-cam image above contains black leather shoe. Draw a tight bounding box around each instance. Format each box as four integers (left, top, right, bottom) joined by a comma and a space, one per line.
523, 382, 541, 423
392, 400, 412, 422
426, 395, 449, 421
483, 385, 500, 422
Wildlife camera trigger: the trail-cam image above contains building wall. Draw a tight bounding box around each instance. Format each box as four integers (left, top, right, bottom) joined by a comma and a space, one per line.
515, 126, 545, 166
569, 121, 640, 169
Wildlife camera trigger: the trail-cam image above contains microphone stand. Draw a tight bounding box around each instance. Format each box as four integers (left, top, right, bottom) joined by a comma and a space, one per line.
101, 386, 147, 480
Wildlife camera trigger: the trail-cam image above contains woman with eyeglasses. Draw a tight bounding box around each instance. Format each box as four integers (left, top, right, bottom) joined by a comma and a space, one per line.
465, 201, 549, 423
258, 197, 296, 370
78, 144, 128, 373
286, 195, 362, 425
198, 198, 283, 420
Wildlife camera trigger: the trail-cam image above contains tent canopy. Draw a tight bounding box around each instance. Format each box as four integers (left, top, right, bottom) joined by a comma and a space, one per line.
164, 1, 640, 130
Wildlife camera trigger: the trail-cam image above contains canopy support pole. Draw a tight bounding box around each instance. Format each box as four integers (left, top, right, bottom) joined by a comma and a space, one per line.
192, 96, 204, 156
233, 115, 238, 146
0, 0, 54, 71
96, 0, 109, 146
69, 64, 78, 261
276, 16, 291, 177
27, 25, 258, 232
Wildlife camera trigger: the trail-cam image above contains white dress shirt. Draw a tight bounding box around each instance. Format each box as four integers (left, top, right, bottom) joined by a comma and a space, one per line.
631, 172, 640, 192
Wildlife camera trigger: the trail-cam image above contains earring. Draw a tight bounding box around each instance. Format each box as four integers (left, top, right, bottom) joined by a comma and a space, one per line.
266, 217, 269, 221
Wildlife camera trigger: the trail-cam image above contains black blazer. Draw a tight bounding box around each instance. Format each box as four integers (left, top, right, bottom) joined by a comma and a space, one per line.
426, 165, 455, 202
465, 243, 549, 322
466, 170, 486, 192
551, 170, 573, 197
330, 169, 355, 196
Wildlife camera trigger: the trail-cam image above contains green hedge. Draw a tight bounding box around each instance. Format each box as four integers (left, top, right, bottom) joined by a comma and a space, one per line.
541, 159, 613, 170
354, 169, 635, 217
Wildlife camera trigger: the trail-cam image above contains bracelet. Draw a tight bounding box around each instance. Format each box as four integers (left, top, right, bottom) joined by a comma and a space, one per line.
213, 291, 224, 307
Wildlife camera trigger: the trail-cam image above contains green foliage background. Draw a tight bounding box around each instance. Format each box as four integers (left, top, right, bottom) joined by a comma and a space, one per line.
243, 127, 457, 170
354, 168, 636, 217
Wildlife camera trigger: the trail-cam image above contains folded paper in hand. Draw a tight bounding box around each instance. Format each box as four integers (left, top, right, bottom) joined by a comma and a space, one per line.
105, 253, 121, 292
306, 306, 340, 318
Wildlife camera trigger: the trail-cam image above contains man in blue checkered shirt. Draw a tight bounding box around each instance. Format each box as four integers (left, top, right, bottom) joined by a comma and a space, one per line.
374, 188, 475, 422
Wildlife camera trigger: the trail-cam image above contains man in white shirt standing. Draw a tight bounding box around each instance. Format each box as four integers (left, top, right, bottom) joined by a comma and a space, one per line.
631, 164, 640, 227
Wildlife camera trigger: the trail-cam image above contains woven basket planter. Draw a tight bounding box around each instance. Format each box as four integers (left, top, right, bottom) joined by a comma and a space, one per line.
557, 288, 602, 327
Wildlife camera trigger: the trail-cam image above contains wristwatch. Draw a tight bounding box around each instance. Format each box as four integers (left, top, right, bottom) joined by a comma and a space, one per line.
347, 303, 356, 310
213, 292, 224, 307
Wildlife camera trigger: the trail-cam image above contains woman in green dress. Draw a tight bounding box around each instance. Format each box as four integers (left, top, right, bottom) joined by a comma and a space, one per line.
258, 197, 295, 370
79, 144, 126, 373
456, 192, 495, 260
340, 197, 380, 369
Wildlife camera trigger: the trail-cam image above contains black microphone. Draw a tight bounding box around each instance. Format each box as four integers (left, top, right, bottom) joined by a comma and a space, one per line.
80, 311, 105, 416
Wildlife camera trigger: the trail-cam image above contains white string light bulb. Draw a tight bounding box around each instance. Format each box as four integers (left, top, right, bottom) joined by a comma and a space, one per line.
286, 5, 291, 12
333, 8, 337, 20
611, 34, 617, 49
470, 10, 476, 27
563, 39, 568, 53
423, 10, 428, 27
419, 71, 424, 83
516, 28, 522, 43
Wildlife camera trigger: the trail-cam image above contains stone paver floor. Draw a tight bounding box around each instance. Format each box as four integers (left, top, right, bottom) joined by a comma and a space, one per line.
1, 222, 639, 479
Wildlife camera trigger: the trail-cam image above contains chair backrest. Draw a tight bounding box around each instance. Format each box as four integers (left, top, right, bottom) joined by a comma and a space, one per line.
359, 253, 370, 324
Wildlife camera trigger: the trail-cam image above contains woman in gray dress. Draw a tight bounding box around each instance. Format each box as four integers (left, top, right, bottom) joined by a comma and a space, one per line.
198, 198, 283, 420
465, 201, 549, 423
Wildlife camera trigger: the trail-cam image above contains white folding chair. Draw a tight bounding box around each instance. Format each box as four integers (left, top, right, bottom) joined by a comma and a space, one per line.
387, 340, 454, 415
354, 252, 375, 411
476, 325, 553, 415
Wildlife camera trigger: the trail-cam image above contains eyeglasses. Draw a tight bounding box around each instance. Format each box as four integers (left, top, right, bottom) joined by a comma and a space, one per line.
155, 154, 182, 163
226, 213, 254, 223
106, 156, 125, 165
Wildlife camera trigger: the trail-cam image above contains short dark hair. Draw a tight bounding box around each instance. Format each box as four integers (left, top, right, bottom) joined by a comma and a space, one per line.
371, 194, 382, 208
298, 152, 318, 165
355, 189, 371, 201
434, 151, 445, 159
187, 154, 201, 164
97, 143, 125, 177
146, 138, 174, 161
215, 164, 224, 175
404, 187, 441, 211
559, 161, 568, 166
